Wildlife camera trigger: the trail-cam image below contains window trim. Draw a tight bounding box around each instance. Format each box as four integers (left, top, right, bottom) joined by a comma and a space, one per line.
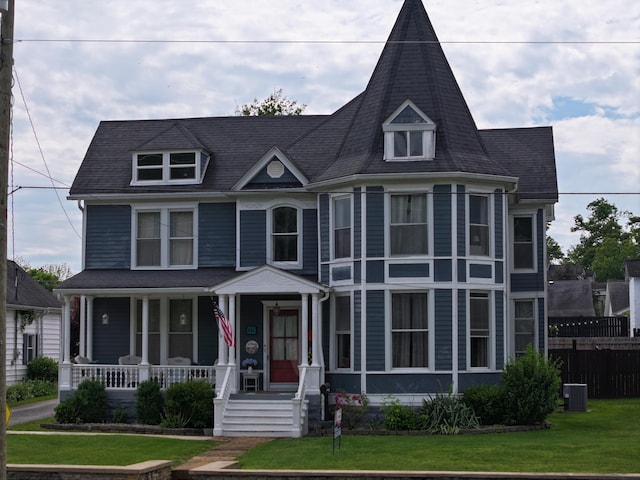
383, 100, 436, 162
331, 195, 353, 261
132, 204, 198, 270
267, 204, 302, 269
387, 290, 433, 371
468, 291, 493, 370
131, 150, 209, 186
512, 214, 537, 272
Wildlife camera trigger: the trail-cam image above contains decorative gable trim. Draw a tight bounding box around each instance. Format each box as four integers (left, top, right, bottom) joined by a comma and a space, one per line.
209, 265, 328, 295
232, 147, 309, 191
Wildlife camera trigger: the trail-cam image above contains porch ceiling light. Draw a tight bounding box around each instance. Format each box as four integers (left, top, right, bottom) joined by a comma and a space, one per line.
179, 313, 187, 325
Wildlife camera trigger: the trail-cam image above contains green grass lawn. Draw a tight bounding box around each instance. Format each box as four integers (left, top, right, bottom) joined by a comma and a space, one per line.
238, 398, 640, 474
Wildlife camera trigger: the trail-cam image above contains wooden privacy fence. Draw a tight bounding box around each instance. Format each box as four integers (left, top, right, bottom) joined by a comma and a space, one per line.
549, 349, 640, 398
549, 316, 630, 338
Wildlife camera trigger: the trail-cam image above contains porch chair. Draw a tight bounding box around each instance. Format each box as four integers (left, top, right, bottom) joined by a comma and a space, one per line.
118, 354, 142, 365
74, 355, 91, 364
168, 356, 191, 365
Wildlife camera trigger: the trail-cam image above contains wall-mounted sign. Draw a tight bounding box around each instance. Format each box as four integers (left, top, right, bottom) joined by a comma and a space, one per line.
246, 326, 257, 335
245, 340, 259, 354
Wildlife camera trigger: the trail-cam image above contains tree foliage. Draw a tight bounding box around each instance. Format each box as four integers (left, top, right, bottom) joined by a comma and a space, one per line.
566, 198, 639, 281
237, 88, 306, 116
546, 235, 564, 264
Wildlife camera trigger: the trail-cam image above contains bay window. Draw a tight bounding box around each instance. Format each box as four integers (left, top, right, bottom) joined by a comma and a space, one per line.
335, 296, 351, 369
392, 292, 429, 368
469, 195, 490, 256
470, 292, 490, 368
333, 196, 352, 259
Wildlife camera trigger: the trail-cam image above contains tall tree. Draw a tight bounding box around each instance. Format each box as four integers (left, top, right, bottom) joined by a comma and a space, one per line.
566, 198, 640, 281
546, 235, 564, 265
237, 88, 306, 116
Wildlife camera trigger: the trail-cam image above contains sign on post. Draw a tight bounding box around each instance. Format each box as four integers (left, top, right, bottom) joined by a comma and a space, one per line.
333, 407, 342, 452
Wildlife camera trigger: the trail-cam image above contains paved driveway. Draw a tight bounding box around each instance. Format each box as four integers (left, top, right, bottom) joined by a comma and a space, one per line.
8, 399, 57, 426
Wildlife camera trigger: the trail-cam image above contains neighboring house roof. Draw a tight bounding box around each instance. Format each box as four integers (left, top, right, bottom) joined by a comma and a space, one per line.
626, 259, 640, 279
548, 280, 595, 317
6, 260, 61, 309
548, 264, 592, 281
604, 280, 630, 316
68, 0, 556, 202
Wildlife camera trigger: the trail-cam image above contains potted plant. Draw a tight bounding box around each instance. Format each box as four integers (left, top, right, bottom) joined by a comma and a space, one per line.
242, 357, 258, 373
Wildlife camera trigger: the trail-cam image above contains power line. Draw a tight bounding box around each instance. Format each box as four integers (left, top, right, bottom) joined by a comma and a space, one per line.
13, 39, 640, 45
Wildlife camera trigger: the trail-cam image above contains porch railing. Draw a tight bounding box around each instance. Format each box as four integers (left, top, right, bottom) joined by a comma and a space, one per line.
71, 364, 215, 390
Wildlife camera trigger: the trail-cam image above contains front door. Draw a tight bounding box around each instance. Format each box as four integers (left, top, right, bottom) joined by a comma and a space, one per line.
269, 309, 299, 384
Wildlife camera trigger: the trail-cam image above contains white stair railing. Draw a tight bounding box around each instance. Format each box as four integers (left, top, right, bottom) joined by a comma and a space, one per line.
213, 365, 233, 436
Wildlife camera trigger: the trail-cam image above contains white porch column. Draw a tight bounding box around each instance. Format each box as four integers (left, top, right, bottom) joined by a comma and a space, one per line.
63, 296, 72, 364
79, 296, 86, 358
311, 293, 320, 367
86, 296, 94, 360
141, 296, 150, 365
218, 295, 228, 365
301, 294, 309, 366
228, 294, 237, 366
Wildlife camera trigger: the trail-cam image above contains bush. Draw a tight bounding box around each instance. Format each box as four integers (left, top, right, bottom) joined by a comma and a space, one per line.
113, 408, 129, 424
55, 380, 108, 424
27, 356, 58, 382
135, 380, 164, 425
6, 379, 57, 403
419, 389, 479, 435
501, 345, 562, 425
462, 384, 505, 426
162, 381, 214, 429
334, 391, 369, 429
381, 396, 424, 430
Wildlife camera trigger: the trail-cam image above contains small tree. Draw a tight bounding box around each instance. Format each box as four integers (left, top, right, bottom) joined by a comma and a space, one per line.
237, 88, 306, 116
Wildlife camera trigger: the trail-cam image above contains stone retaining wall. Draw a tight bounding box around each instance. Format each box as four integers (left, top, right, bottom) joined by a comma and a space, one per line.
7, 460, 172, 480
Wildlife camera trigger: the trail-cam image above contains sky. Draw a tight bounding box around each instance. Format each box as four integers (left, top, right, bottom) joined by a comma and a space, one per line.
8, 0, 640, 275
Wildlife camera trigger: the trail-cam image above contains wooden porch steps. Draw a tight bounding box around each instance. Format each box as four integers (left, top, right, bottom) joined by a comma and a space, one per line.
220, 394, 307, 437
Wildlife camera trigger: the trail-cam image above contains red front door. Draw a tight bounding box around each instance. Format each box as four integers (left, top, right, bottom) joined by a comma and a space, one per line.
269, 309, 299, 383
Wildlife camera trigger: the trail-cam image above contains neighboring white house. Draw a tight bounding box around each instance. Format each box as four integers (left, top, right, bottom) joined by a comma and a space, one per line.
626, 259, 640, 336
6, 260, 62, 385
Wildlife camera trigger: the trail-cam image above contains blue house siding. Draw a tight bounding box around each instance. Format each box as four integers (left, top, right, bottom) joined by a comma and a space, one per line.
354, 290, 362, 371
389, 263, 429, 278
458, 289, 467, 370
435, 289, 453, 370
366, 290, 385, 371
367, 374, 453, 394
197, 296, 218, 365
537, 297, 546, 351
319, 194, 330, 264
366, 187, 385, 258
511, 273, 544, 292
458, 260, 466, 282
536, 209, 545, 274
494, 189, 504, 259
239, 210, 266, 267
354, 188, 362, 259
332, 266, 351, 282
495, 291, 505, 369
85, 205, 131, 269
302, 209, 318, 274
458, 372, 502, 391
367, 261, 385, 283
457, 185, 466, 256
434, 259, 452, 282
199, 203, 236, 267
245, 165, 301, 188
325, 373, 361, 394
469, 264, 492, 279
92, 297, 130, 365
433, 184, 452, 257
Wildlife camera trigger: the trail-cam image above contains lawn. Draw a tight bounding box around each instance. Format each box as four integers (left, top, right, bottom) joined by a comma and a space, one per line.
238, 398, 640, 474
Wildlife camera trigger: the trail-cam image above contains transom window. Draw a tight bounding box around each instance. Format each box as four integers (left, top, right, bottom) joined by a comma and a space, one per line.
383, 101, 436, 161
470, 292, 490, 368
335, 296, 351, 369
390, 194, 428, 255
392, 292, 429, 368
513, 216, 534, 269
469, 195, 490, 256
132, 151, 209, 185
333, 196, 352, 259
134, 207, 196, 269
271, 206, 299, 264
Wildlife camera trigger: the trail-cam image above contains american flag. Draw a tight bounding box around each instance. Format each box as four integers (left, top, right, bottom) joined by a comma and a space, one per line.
213, 302, 235, 347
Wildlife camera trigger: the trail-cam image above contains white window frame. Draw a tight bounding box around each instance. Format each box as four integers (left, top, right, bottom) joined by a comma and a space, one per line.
468, 291, 493, 370
388, 192, 430, 257
512, 214, 537, 272
468, 193, 492, 258
331, 195, 353, 260
22, 333, 38, 364
267, 205, 302, 269
132, 204, 198, 270
387, 290, 433, 371
131, 150, 209, 186
513, 298, 537, 358
383, 100, 436, 162
332, 294, 353, 370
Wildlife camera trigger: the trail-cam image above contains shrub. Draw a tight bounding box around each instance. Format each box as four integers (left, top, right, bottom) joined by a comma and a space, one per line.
162, 381, 214, 429
419, 389, 480, 435
135, 380, 164, 425
27, 356, 58, 382
334, 391, 369, 429
462, 384, 505, 426
55, 380, 107, 424
501, 345, 562, 425
6, 379, 57, 403
113, 408, 129, 424
381, 396, 424, 430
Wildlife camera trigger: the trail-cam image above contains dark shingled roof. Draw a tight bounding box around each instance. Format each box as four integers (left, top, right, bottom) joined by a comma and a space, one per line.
548, 280, 596, 317
626, 259, 640, 279
7, 261, 61, 309
606, 281, 629, 314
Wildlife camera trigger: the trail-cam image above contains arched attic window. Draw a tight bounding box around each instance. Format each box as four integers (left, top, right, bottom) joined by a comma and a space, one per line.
383, 101, 436, 161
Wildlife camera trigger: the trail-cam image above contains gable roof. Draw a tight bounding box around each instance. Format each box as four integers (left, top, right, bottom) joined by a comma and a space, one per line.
7, 261, 61, 310
626, 259, 640, 279
604, 280, 629, 315
548, 279, 596, 317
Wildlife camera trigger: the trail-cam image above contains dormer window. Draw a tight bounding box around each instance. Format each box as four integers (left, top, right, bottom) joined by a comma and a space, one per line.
383, 101, 436, 161
132, 150, 209, 185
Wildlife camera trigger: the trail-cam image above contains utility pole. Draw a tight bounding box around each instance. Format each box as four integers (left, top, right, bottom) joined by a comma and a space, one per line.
0, 1, 14, 478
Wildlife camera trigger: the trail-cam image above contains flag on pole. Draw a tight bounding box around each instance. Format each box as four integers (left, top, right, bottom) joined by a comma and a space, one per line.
213, 301, 235, 347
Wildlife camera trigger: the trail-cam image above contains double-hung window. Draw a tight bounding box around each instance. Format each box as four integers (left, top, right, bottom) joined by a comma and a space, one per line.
134, 207, 196, 268
335, 296, 351, 369
22, 333, 38, 364
514, 300, 535, 357
390, 194, 428, 255
469, 195, 490, 256
271, 206, 299, 264
133, 151, 209, 185
391, 292, 429, 368
470, 292, 490, 368
333, 196, 352, 259
513, 216, 534, 269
